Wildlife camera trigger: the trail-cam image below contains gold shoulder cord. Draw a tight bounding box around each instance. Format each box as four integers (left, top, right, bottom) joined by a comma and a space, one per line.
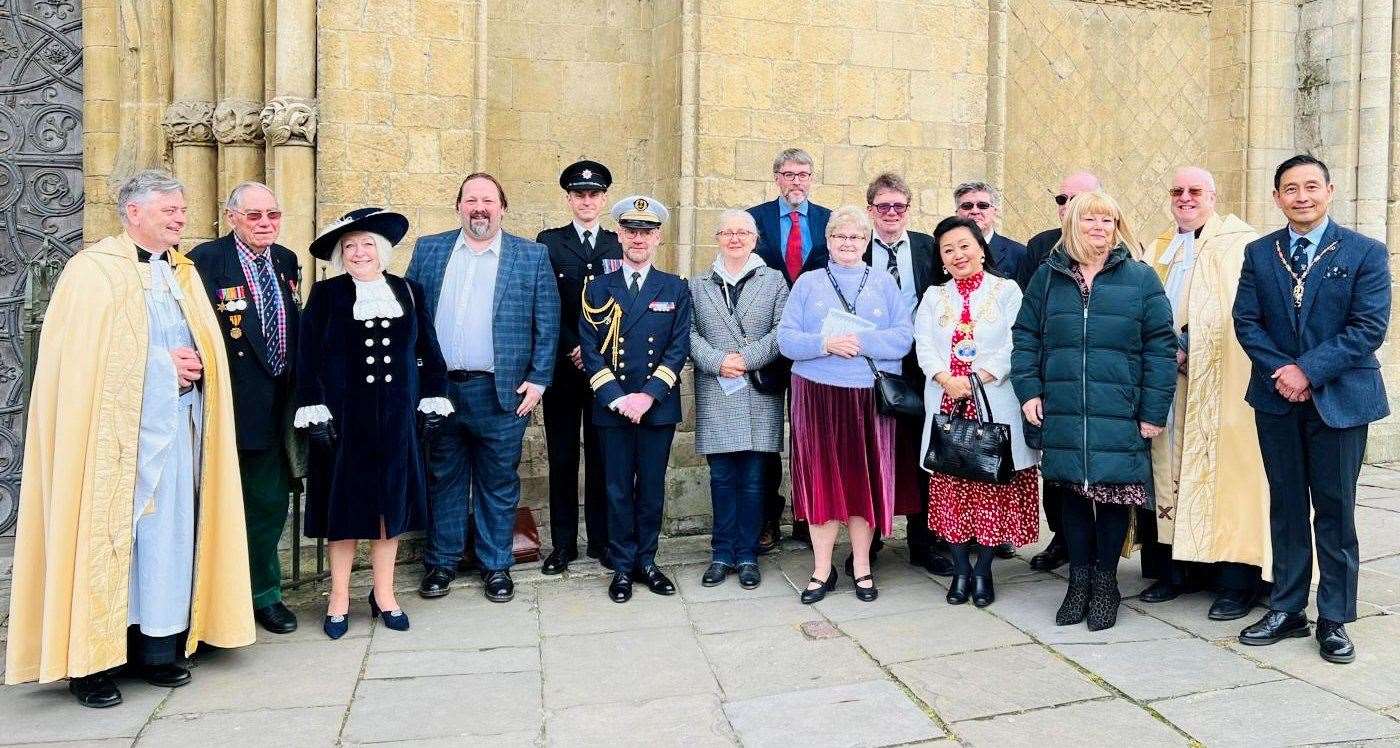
580, 283, 623, 369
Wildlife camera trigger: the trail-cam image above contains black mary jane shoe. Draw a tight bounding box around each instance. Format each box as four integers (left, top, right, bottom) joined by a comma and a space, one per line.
946, 574, 972, 605
1239, 610, 1310, 646
1316, 619, 1355, 664
368, 591, 410, 631
800, 566, 838, 605
254, 601, 299, 634
482, 570, 515, 603
69, 673, 122, 708
854, 574, 878, 602
639, 565, 677, 595
323, 613, 350, 640
135, 663, 192, 689
418, 567, 456, 599
701, 562, 733, 587
541, 547, 579, 576
972, 575, 996, 608
609, 572, 633, 603
737, 562, 762, 589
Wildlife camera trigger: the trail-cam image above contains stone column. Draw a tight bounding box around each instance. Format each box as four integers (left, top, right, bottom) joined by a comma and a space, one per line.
163, 0, 218, 245
984, 0, 1010, 191
217, 0, 267, 224
1241, 0, 1297, 228
263, 0, 318, 278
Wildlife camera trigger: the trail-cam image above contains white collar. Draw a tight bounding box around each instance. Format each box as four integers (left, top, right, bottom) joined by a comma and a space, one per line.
984, 229, 996, 243
1158, 228, 1197, 266
351, 276, 404, 320
874, 230, 910, 250
456, 229, 503, 256
573, 220, 600, 243
621, 261, 651, 287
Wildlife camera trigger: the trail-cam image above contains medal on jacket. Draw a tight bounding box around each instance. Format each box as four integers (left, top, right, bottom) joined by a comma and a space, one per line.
229, 313, 244, 339
953, 337, 978, 363
1273, 239, 1339, 309
216, 285, 249, 312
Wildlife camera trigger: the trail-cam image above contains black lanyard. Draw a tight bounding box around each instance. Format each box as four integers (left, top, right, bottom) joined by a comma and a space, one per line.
824, 263, 869, 314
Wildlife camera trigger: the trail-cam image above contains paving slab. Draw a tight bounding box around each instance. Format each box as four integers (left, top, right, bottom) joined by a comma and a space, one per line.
1226, 614, 1400, 710
951, 697, 1186, 747
0, 679, 167, 745
545, 693, 736, 747
162, 638, 366, 713
342, 672, 541, 743
685, 593, 824, 635
541, 625, 717, 709
1053, 638, 1283, 701
724, 679, 942, 748
839, 604, 1032, 665
810, 579, 945, 623
774, 547, 942, 593
1366, 553, 1400, 578
673, 559, 792, 604
137, 705, 344, 747
368, 587, 540, 652
1123, 591, 1259, 641
343, 732, 538, 747
1357, 506, 1400, 561
981, 578, 1190, 644
537, 578, 689, 637
1154, 678, 1400, 747
1357, 567, 1400, 609
699, 623, 885, 700
890, 643, 1107, 722
10, 742, 135, 748
364, 646, 539, 679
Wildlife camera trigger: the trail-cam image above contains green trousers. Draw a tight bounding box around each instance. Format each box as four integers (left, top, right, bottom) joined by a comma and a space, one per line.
240, 448, 292, 609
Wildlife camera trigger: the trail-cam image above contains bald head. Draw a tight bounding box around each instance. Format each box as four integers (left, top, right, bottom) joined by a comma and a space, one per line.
1170, 166, 1217, 232
1057, 171, 1101, 220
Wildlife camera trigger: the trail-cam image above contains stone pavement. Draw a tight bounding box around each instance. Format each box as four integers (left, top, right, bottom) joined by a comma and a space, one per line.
2, 463, 1400, 746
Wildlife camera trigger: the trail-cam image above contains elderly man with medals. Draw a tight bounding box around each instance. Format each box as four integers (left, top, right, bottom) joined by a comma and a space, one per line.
5, 170, 253, 707
579, 195, 692, 603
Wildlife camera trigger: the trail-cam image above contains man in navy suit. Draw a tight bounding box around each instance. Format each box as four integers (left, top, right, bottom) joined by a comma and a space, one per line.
580, 195, 692, 603
954, 181, 1026, 280
408, 173, 560, 603
1233, 155, 1391, 664
746, 148, 831, 551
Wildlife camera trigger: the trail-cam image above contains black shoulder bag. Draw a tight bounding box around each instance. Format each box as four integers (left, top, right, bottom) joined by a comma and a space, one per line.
825, 266, 923, 419
923, 373, 1014, 484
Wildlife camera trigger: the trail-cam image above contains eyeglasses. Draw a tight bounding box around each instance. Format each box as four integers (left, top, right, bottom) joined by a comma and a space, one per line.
1168, 187, 1212, 198
716, 230, 755, 239
870, 202, 909, 216
1052, 194, 1071, 206
775, 170, 813, 181
232, 209, 283, 221
958, 201, 993, 211
829, 233, 867, 244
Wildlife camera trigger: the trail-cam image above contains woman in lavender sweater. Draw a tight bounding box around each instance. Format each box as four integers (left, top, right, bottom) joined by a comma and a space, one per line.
777, 205, 914, 605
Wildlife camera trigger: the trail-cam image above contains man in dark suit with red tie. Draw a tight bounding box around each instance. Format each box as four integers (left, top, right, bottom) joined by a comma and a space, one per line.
747, 147, 831, 550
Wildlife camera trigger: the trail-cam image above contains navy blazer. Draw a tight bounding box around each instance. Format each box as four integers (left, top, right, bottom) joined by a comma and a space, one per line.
1232, 221, 1391, 429
748, 198, 832, 284
988, 233, 1028, 281
405, 229, 560, 411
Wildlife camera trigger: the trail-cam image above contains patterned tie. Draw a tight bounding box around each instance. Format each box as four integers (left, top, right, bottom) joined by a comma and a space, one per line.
785, 210, 803, 280
1290, 236, 1310, 275
881, 239, 901, 287
583, 229, 592, 251
254, 255, 285, 375
629, 270, 641, 297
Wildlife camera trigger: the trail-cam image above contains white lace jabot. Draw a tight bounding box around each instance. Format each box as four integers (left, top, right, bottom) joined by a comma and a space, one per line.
352, 276, 404, 320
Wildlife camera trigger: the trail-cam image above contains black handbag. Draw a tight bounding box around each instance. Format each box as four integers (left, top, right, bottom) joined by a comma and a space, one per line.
923, 373, 1014, 484
865, 357, 924, 419
748, 357, 792, 395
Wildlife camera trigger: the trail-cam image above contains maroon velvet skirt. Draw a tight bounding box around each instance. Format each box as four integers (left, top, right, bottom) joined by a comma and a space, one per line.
789, 374, 898, 536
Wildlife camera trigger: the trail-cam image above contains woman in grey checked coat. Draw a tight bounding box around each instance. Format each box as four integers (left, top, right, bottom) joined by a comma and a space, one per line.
690, 209, 791, 590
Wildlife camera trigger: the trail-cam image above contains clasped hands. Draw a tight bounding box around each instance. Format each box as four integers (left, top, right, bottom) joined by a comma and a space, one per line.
614, 392, 655, 424
936, 371, 993, 400
823, 333, 862, 358
1272, 363, 1311, 403
719, 352, 747, 379
170, 346, 202, 389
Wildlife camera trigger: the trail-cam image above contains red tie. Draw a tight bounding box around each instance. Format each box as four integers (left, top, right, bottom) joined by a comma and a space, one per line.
785, 210, 803, 280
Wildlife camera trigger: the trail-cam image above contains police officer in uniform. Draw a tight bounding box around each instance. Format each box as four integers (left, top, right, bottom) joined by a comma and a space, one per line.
536, 161, 623, 574
580, 196, 692, 603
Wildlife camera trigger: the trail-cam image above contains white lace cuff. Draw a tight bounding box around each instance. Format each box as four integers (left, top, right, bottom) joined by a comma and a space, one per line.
417, 397, 454, 417
294, 405, 333, 428
351, 277, 404, 320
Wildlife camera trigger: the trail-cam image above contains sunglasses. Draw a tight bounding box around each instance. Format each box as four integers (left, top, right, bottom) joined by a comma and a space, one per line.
233, 209, 283, 221
1052, 194, 1071, 206
1168, 187, 1211, 198
870, 202, 909, 215
958, 201, 993, 211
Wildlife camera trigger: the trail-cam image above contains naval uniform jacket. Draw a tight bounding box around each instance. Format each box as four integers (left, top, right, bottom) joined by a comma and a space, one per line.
579, 267, 693, 428
188, 233, 301, 452
536, 224, 623, 372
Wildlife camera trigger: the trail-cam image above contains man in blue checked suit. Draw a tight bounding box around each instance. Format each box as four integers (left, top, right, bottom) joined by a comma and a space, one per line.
1233, 155, 1391, 664
407, 172, 560, 604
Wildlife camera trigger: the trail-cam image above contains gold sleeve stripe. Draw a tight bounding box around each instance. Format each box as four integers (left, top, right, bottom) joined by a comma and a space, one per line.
653, 365, 677, 387
589, 370, 616, 390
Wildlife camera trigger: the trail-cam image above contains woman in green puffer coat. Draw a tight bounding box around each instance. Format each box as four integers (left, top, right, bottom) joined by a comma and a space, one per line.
1011, 191, 1177, 632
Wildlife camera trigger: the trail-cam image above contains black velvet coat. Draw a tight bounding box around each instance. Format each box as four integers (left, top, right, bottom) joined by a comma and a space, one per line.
295, 273, 447, 540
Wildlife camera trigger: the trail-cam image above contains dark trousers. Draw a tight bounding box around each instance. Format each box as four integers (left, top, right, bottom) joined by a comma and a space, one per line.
1061, 493, 1133, 572
425, 375, 527, 572
761, 451, 785, 528
1043, 481, 1068, 537
708, 451, 766, 566
125, 625, 182, 667
238, 448, 292, 608
1138, 511, 1261, 592
1256, 404, 1366, 623
542, 370, 608, 554
601, 423, 675, 573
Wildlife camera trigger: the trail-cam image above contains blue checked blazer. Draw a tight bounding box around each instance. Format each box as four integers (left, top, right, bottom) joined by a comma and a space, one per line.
406, 229, 560, 411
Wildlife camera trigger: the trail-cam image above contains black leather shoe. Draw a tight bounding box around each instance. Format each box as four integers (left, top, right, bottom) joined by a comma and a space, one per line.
917, 553, 954, 577
737, 562, 761, 589
1138, 579, 1180, 604
789, 521, 812, 546
701, 562, 732, 587
137, 664, 191, 688
854, 574, 878, 602
994, 543, 1016, 560
1316, 619, 1355, 663
800, 566, 838, 605
254, 601, 299, 634
1208, 589, 1256, 621
482, 570, 514, 603
1030, 536, 1068, 572
418, 567, 455, 598
541, 547, 578, 576
972, 575, 996, 607
947, 574, 972, 605
609, 572, 633, 603
69, 673, 122, 708
1239, 610, 1310, 646
638, 565, 677, 595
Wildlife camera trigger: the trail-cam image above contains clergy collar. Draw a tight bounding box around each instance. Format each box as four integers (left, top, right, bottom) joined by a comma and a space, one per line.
135, 246, 168, 263
1176, 224, 1205, 239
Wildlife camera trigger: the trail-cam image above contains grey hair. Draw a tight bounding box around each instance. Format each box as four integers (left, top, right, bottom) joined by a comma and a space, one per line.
330, 230, 396, 274
116, 169, 184, 224
226, 181, 277, 211
953, 181, 1001, 207
824, 205, 873, 242
771, 147, 814, 173
714, 208, 758, 235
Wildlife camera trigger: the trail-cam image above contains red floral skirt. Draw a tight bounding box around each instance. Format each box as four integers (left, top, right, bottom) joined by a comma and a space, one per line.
928, 466, 1041, 546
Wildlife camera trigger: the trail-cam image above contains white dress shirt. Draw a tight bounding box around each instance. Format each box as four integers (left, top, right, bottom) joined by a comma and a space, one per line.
870, 231, 917, 312
436, 229, 502, 372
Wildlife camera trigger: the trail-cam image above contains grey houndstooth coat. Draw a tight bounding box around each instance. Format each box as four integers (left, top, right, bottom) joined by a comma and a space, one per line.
689, 265, 790, 455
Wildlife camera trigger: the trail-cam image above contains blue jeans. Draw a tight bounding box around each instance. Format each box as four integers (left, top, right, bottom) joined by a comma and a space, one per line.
424, 375, 527, 572
707, 450, 766, 566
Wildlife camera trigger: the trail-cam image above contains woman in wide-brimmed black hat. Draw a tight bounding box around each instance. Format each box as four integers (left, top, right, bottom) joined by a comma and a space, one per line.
295, 208, 451, 640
